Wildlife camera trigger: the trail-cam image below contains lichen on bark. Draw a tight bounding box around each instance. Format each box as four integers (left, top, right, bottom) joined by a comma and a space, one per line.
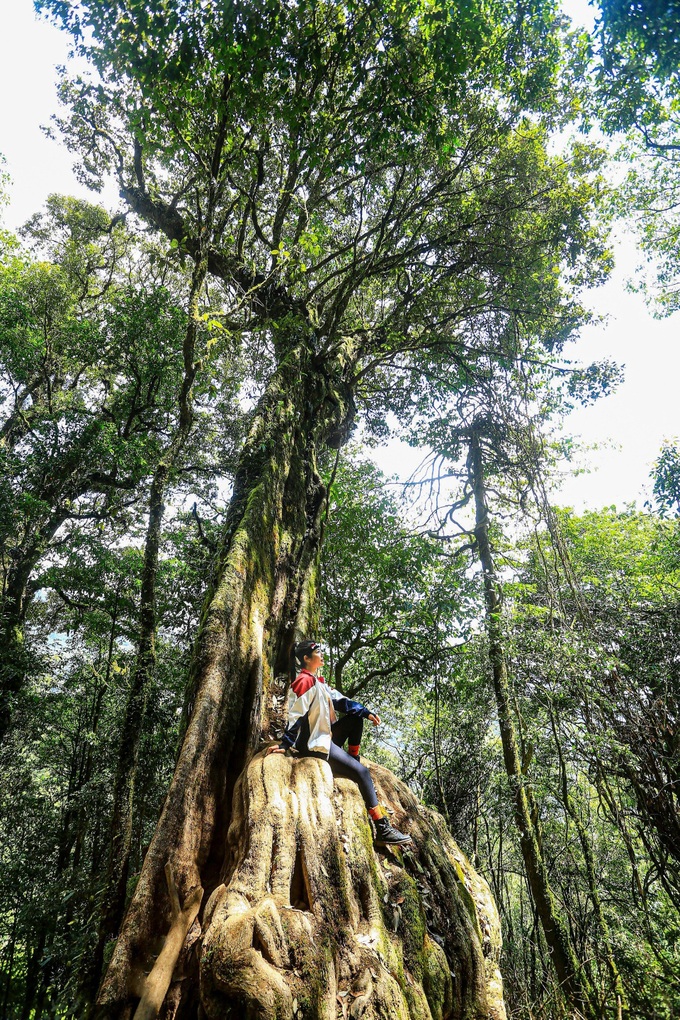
198, 751, 506, 1020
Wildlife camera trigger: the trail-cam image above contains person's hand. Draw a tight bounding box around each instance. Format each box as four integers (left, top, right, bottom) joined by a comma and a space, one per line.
266, 745, 287, 755
368, 713, 381, 726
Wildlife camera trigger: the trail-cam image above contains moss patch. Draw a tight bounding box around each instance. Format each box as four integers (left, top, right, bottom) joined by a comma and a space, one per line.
280, 913, 335, 1018
421, 935, 453, 1020
450, 857, 483, 945
388, 871, 426, 980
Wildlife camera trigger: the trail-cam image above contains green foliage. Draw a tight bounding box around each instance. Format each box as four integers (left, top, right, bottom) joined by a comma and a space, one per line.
492, 505, 680, 1016
589, 0, 680, 312
34, 0, 612, 378
319, 444, 680, 1018
652, 440, 680, 516
597, 0, 680, 93
321, 453, 476, 692
0, 190, 245, 618
319, 452, 494, 837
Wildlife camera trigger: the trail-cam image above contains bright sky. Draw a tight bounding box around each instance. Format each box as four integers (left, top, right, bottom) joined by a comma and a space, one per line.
1, 0, 678, 513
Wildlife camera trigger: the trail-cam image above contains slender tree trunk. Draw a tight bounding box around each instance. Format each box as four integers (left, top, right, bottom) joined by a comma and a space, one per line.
27, 599, 120, 1018
20, 927, 47, 1020
468, 424, 596, 1019
529, 910, 538, 1007
594, 769, 646, 906
0, 558, 35, 744
83, 464, 168, 1009
95, 330, 357, 1019
432, 671, 451, 826
549, 711, 627, 1017
1, 907, 18, 1018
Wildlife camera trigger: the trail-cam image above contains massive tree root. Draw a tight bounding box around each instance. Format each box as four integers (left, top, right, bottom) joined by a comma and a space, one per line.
172, 752, 506, 1020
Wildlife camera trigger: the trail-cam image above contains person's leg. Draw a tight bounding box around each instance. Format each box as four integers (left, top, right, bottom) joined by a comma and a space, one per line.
327, 741, 378, 807
331, 715, 364, 758
326, 743, 411, 845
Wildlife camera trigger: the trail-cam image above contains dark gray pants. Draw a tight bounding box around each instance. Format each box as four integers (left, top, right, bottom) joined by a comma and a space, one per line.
306, 716, 378, 809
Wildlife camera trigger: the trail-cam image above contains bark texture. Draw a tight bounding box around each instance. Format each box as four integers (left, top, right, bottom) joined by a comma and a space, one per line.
95, 334, 357, 1018
198, 751, 505, 1020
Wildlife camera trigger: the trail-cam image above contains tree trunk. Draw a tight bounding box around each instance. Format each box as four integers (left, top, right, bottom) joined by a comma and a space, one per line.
0, 556, 36, 744
1, 907, 18, 1019
25, 598, 120, 1018
468, 424, 596, 1019
95, 331, 357, 1018
0, 509, 70, 744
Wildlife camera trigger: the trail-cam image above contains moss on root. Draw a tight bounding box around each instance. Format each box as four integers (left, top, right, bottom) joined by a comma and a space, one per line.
421, 936, 454, 1020
390, 870, 427, 979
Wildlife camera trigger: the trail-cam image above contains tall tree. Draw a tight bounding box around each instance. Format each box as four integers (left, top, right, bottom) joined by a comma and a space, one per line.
465, 415, 598, 1017
393, 332, 625, 1015
36, 1, 613, 1014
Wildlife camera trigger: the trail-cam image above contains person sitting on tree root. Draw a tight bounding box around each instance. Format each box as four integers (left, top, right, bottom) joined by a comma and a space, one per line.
267, 639, 411, 847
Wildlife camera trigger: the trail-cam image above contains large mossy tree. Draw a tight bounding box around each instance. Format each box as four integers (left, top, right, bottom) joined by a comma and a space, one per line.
32, 0, 613, 1015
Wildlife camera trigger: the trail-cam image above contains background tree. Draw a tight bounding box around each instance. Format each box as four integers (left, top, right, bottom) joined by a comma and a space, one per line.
0, 195, 245, 743
651, 439, 680, 516
370, 486, 680, 1016
593, 0, 680, 311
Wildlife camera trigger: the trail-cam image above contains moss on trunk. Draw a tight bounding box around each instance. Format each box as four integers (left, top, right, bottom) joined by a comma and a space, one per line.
95, 331, 357, 1018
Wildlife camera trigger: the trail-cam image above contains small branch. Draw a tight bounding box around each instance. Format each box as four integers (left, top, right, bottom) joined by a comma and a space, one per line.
191, 502, 217, 551
53, 588, 91, 614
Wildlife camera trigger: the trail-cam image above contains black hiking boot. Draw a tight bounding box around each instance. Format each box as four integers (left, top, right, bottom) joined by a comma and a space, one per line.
374, 816, 412, 847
